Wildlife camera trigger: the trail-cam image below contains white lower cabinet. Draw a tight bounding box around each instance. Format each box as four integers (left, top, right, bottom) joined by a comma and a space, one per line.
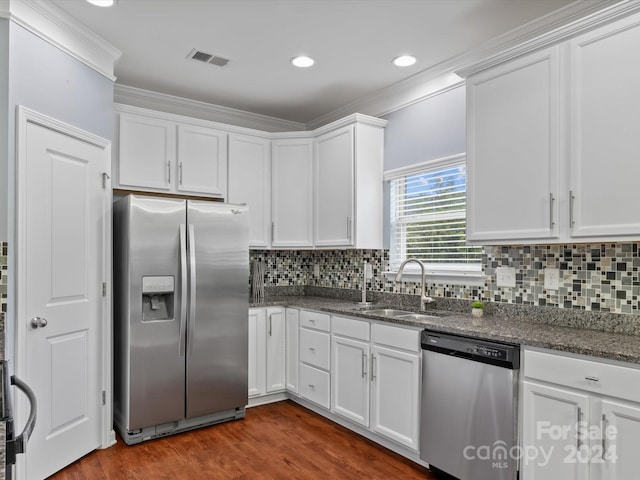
522, 348, 640, 480
299, 310, 331, 408
265, 307, 286, 393
248, 308, 266, 398
330, 315, 421, 451
370, 343, 421, 450
285, 308, 299, 394
249, 307, 421, 457
248, 307, 285, 399
522, 381, 589, 480
598, 399, 640, 480
299, 364, 331, 409
332, 335, 370, 427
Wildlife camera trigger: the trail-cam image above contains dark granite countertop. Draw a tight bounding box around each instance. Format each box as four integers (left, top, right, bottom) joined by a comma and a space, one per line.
251, 296, 640, 364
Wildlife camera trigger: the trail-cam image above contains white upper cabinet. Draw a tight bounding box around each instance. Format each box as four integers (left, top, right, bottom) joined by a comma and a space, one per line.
465, 12, 640, 244
568, 15, 640, 239
228, 133, 271, 248
115, 105, 228, 198
176, 124, 227, 197
466, 47, 561, 243
271, 138, 314, 248
118, 112, 175, 191
115, 106, 386, 249
315, 126, 354, 246
314, 118, 385, 248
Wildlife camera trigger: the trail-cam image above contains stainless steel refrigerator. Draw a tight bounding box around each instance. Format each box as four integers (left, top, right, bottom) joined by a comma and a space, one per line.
113, 194, 249, 445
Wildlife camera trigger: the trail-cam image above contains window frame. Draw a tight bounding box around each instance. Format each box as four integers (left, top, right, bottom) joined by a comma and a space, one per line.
384, 153, 483, 285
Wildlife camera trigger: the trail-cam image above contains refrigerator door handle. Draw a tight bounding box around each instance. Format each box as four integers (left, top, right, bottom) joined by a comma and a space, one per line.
178, 224, 187, 357
188, 223, 197, 357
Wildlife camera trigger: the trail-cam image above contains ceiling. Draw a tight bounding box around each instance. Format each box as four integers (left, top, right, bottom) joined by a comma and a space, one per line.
52, 0, 603, 125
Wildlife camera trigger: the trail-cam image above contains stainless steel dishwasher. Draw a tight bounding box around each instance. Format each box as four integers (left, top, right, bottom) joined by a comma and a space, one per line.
420, 330, 520, 480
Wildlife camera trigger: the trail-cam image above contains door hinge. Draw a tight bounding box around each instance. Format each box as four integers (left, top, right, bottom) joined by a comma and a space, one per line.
102, 172, 110, 190
102, 390, 106, 405
102, 282, 107, 297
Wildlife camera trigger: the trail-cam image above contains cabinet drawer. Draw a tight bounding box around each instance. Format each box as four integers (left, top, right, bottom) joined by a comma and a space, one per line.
524, 349, 640, 402
372, 323, 420, 352
300, 310, 331, 332
300, 364, 330, 409
300, 328, 330, 370
332, 315, 370, 341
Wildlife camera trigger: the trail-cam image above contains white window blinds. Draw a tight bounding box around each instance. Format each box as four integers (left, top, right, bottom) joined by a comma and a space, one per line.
389, 156, 482, 273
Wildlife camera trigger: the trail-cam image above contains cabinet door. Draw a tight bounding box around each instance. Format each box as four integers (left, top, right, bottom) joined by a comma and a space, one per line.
228, 134, 271, 248
266, 307, 286, 393
285, 308, 299, 394
569, 16, 640, 239
248, 309, 266, 398
118, 113, 175, 190
599, 399, 640, 480
466, 47, 560, 243
176, 124, 227, 197
370, 345, 420, 450
522, 381, 589, 480
332, 336, 370, 427
315, 126, 354, 246
271, 139, 314, 247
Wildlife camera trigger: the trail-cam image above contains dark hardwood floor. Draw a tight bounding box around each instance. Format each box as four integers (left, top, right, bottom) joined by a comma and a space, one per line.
49, 400, 436, 479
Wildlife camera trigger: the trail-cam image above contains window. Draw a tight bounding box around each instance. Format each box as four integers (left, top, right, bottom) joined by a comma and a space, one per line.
387, 154, 482, 279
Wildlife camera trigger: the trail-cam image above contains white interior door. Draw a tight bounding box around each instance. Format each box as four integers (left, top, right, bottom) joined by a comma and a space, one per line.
16, 109, 110, 480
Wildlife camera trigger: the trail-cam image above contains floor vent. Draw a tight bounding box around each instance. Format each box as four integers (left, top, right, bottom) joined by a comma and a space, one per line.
187, 48, 230, 68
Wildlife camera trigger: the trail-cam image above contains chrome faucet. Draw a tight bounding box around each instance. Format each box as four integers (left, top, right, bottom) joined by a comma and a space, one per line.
394, 258, 434, 311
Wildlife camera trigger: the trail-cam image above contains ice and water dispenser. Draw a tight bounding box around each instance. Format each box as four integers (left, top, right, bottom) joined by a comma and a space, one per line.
142, 276, 175, 321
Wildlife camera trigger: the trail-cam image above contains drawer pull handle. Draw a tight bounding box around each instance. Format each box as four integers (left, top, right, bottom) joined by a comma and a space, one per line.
585, 376, 600, 382
362, 352, 367, 378
577, 407, 583, 449
309, 347, 316, 352
601, 414, 607, 459
308, 384, 315, 389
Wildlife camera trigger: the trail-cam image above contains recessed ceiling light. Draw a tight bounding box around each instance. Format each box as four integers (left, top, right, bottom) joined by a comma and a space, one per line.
393, 55, 417, 67
86, 0, 115, 7
291, 56, 315, 68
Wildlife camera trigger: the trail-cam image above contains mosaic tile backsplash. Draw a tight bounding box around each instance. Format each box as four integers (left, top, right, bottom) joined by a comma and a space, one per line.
251, 242, 640, 315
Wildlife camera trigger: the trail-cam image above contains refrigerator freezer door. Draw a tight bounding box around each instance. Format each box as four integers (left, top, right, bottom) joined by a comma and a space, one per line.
186, 201, 249, 418
114, 195, 187, 430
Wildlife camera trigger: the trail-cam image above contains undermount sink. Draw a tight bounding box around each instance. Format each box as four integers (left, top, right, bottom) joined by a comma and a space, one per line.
361, 308, 440, 322
396, 313, 439, 321
364, 308, 414, 317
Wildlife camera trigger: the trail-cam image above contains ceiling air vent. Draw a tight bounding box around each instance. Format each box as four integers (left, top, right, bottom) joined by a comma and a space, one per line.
186, 48, 231, 68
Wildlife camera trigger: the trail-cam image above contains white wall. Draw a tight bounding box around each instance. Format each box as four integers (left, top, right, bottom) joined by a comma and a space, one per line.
381, 84, 466, 247
382, 85, 466, 171
4, 22, 114, 365
0, 19, 8, 242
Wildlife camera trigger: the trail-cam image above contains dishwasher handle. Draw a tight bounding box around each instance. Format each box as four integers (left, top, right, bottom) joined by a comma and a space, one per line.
7, 375, 37, 461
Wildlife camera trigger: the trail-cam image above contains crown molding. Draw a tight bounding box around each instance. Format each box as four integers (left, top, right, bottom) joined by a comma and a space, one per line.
5, 0, 120, 80
114, 84, 306, 133
115, 102, 387, 143
305, 0, 632, 129
114, 103, 280, 139
456, 0, 640, 77
311, 112, 387, 137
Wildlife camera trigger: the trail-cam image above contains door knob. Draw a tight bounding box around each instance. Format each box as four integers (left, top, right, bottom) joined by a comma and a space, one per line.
30, 316, 48, 329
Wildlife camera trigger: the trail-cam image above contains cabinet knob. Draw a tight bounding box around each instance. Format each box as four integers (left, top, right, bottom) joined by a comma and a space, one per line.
30, 316, 48, 329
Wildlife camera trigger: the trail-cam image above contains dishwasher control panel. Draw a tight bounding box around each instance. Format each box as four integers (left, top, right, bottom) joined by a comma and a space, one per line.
422, 330, 519, 369
471, 345, 507, 361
